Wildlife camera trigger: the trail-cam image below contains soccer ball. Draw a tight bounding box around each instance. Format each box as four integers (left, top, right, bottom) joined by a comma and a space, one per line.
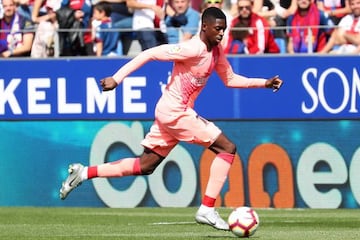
228, 206, 259, 238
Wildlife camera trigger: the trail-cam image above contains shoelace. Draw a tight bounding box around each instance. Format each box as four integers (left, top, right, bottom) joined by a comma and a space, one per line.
211, 211, 225, 224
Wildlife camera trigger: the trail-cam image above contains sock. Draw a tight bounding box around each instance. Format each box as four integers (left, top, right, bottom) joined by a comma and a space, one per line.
81, 167, 90, 180
88, 166, 97, 179
86, 157, 141, 179
199, 204, 214, 213
202, 195, 216, 207
202, 153, 234, 207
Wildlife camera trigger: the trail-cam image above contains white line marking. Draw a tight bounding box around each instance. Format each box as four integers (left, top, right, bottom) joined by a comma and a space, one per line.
149, 221, 195, 225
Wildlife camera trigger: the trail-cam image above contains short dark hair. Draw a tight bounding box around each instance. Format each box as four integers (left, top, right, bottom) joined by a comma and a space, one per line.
201, 7, 226, 24
94, 2, 112, 17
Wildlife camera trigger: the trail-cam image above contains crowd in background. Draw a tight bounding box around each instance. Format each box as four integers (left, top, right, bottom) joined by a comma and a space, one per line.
0, 0, 359, 58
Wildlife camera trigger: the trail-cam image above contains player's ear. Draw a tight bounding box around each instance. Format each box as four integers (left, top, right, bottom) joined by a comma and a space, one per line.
201, 22, 207, 32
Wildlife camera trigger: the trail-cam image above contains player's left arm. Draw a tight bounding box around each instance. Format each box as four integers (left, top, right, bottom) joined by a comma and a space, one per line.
228, 74, 283, 92
265, 75, 283, 92
215, 47, 283, 91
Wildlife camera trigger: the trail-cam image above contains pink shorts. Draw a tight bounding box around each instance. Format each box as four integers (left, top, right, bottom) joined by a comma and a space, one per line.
141, 107, 222, 157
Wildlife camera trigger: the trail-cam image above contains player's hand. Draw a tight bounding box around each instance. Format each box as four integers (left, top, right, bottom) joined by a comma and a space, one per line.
100, 77, 118, 91
265, 75, 283, 92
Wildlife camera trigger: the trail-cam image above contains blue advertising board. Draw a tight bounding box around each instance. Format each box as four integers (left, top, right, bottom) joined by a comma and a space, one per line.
1, 56, 359, 120
0, 119, 359, 208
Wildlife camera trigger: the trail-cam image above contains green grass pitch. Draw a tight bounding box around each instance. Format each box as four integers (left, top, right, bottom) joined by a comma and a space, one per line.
0, 207, 359, 239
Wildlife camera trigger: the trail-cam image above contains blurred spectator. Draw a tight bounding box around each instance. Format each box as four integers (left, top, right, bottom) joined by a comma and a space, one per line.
226, 20, 249, 53
0, 0, 34, 57
30, 0, 61, 57
101, 0, 133, 55
230, 0, 238, 16
92, 1, 119, 56
252, 0, 297, 40
200, 0, 232, 48
252, 0, 277, 26
250, 0, 297, 23
126, 0, 167, 51
31, 0, 61, 24
320, 0, 360, 54
165, 0, 199, 43
0, 0, 3, 19
317, 0, 351, 25
225, 0, 280, 54
15, 0, 38, 22
286, 0, 334, 53
56, 0, 93, 56
341, 28, 360, 50
269, 0, 298, 19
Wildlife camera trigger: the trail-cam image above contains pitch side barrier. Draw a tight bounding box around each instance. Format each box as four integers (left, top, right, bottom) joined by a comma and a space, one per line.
0, 56, 359, 209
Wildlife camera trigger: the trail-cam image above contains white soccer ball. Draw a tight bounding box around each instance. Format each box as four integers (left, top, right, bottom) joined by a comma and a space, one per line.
228, 206, 260, 238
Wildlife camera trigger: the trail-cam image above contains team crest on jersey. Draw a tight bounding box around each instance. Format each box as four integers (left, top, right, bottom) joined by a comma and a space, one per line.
192, 77, 207, 86
168, 45, 182, 54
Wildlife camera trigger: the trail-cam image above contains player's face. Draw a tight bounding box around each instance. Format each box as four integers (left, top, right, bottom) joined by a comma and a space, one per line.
204, 18, 227, 47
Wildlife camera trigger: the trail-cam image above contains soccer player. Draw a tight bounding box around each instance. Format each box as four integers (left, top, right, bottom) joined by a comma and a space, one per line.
59, 7, 283, 231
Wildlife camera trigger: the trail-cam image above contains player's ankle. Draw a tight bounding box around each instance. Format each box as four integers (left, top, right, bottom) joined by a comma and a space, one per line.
198, 204, 214, 213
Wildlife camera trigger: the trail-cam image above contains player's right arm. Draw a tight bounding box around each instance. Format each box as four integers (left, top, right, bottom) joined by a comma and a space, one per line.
100, 77, 118, 91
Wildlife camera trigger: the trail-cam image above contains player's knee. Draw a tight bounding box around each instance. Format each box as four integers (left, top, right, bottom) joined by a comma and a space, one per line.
141, 165, 157, 175
209, 139, 237, 155
140, 149, 165, 175
139, 158, 164, 175
226, 142, 237, 154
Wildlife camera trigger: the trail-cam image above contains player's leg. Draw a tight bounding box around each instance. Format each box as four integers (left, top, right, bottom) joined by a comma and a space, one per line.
59, 148, 165, 200
202, 133, 236, 203
165, 109, 234, 230
195, 133, 236, 231
59, 119, 176, 200
87, 148, 165, 178
88, 148, 165, 178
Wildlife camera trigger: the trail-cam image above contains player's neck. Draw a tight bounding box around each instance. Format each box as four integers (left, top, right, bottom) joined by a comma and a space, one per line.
200, 34, 213, 52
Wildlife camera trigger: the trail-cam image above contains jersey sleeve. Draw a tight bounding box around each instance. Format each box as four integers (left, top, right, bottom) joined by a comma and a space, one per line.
112, 40, 201, 84
215, 46, 267, 88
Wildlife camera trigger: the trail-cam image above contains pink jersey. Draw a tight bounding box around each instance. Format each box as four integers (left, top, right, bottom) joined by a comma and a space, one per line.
112, 36, 267, 113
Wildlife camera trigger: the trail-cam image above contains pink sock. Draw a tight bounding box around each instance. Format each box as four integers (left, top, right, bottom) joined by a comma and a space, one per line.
202, 153, 234, 206
87, 157, 141, 179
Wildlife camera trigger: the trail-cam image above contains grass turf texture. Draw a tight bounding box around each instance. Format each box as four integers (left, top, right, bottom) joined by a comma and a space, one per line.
0, 207, 359, 239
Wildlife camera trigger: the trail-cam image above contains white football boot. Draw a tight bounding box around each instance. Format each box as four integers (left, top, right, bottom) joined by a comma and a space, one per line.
195, 208, 229, 231
59, 163, 84, 200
